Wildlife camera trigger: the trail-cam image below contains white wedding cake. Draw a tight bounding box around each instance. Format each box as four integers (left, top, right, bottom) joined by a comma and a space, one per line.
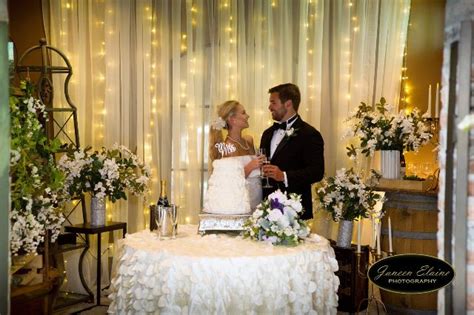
203, 157, 251, 215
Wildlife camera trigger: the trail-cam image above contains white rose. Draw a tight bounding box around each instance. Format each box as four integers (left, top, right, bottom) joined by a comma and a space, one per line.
268, 209, 283, 222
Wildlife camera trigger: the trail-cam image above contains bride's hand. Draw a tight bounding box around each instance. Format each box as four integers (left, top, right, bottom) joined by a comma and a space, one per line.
247, 157, 261, 171
256, 154, 266, 166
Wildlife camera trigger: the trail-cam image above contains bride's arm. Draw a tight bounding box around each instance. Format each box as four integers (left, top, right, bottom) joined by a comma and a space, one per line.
244, 158, 260, 177
243, 136, 261, 177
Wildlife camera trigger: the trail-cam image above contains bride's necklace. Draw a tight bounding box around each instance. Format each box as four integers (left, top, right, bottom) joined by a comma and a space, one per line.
226, 135, 250, 151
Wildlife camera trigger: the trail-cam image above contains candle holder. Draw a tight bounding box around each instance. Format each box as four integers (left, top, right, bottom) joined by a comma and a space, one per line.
355, 248, 389, 314
427, 117, 440, 142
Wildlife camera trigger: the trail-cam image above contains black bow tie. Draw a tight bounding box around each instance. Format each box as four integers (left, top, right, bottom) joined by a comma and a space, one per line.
272, 122, 287, 130
272, 115, 298, 131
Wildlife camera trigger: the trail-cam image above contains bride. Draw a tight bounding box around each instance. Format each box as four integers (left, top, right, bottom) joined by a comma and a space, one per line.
208, 100, 262, 210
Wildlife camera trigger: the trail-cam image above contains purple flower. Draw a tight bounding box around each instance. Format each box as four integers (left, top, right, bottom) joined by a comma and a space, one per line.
270, 198, 284, 213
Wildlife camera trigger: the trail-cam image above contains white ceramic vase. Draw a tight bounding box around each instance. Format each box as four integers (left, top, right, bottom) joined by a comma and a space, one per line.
380, 150, 400, 179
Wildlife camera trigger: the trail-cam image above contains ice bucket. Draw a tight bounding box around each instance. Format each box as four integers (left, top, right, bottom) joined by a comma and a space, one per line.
152, 204, 178, 238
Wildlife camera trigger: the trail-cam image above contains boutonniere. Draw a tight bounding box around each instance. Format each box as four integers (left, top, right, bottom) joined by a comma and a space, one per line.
284, 127, 298, 139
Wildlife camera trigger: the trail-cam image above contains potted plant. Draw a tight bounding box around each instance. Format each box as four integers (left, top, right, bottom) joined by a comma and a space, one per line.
317, 168, 381, 248
57, 145, 150, 225
345, 98, 432, 178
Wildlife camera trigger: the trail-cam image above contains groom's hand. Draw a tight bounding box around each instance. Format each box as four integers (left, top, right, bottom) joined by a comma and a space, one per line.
262, 164, 284, 182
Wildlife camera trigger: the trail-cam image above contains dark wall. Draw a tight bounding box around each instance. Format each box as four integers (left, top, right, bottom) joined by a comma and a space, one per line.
8, 0, 45, 70
404, 0, 445, 112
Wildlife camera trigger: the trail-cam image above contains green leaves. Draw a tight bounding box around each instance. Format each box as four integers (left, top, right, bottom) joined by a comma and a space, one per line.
10, 81, 68, 255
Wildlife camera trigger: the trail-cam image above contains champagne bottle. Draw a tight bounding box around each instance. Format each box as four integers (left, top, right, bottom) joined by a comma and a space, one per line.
157, 180, 169, 206
150, 180, 169, 231
400, 151, 406, 179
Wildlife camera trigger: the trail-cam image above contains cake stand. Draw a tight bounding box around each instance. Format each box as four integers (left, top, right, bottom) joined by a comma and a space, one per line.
198, 212, 251, 235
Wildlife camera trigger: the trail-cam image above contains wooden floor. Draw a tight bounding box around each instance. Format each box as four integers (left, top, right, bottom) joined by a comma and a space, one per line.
53, 296, 110, 315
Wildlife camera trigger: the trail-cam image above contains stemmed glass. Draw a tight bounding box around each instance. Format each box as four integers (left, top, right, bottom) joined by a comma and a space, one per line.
258, 148, 272, 188
171, 205, 178, 239
153, 205, 164, 240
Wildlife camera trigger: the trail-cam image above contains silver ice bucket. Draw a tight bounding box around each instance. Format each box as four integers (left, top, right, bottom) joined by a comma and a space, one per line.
152, 204, 178, 238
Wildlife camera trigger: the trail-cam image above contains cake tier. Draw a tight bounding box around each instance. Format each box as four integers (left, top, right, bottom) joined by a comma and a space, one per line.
204, 157, 251, 214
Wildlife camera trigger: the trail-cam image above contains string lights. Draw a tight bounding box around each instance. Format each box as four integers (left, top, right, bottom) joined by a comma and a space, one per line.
55, 0, 411, 229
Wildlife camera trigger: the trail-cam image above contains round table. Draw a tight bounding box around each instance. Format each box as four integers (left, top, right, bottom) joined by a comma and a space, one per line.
108, 225, 339, 314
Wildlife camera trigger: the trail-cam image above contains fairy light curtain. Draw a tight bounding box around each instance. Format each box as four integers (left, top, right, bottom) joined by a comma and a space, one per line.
44, 0, 410, 229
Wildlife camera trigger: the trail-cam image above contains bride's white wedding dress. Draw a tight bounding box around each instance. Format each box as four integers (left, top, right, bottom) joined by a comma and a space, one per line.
236, 155, 263, 210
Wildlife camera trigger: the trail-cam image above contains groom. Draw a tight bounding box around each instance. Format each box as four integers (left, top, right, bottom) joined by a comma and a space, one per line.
260, 83, 325, 220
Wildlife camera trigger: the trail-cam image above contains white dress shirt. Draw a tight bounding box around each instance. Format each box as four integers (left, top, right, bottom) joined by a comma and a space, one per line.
270, 114, 298, 187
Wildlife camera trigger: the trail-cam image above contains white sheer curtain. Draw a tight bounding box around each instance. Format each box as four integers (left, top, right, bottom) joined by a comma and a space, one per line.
44, 0, 410, 292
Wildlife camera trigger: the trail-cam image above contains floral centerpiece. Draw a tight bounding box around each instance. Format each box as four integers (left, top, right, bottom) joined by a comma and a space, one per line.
317, 168, 381, 221
58, 145, 150, 202
345, 97, 432, 158
10, 81, 68, 255
317, 168, 381, 247
243, 190, 310, 246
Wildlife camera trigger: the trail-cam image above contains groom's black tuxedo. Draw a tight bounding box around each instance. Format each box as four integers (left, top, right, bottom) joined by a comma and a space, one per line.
260, 116, 324, 220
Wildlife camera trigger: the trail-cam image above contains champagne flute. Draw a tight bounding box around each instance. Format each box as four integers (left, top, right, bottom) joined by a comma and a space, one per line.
154, 205, 164, 240
262, 159, 273, 188
171, 205, 178, 239
257, 148, 266, 179
258, 148, 273, 188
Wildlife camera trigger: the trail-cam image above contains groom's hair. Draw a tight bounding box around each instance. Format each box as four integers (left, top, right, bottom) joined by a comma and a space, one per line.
269, 83, 301, 112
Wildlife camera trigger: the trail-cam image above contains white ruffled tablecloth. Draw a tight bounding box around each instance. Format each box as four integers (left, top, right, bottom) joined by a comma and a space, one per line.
108, 225, 339, 315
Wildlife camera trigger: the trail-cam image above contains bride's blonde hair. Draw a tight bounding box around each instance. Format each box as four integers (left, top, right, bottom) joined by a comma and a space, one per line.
209, 100, 241, 165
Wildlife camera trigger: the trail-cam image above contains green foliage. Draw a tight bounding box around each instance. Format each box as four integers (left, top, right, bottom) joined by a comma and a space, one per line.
10, 81, 67, 255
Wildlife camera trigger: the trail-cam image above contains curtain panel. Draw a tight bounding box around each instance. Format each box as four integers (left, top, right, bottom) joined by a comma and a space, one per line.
44, 0, 410, 232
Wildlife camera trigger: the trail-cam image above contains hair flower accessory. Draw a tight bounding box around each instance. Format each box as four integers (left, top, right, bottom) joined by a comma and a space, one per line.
211, 116, 226, 130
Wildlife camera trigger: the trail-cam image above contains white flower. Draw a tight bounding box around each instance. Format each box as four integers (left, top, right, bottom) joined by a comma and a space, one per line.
10, 149, 21, 166
346, 97, 432, 157
253, 209, 263, 219
277, 214, 290, 229
211, 116, 226, 130
285, 128, 296, 138
268, 190, 287, 203
244, 189, 308, 246
268, 209, 283, 222
458, 114, 474, 131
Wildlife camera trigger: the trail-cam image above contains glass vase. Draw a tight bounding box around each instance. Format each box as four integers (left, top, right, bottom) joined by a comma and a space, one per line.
91, 196, 105, 226
337, 219, 354, 248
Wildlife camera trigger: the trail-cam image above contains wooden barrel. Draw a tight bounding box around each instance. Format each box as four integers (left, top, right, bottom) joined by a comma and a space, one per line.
380, 191, 438, 315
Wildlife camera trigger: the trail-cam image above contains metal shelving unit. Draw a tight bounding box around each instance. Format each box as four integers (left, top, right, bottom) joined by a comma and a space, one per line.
16, 38, 92, 308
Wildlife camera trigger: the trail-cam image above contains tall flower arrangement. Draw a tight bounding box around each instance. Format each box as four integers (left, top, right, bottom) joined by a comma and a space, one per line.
10, 81, 68, 255
58, 145, 150, 202
345, 98, 432, 158
317, 168, 381, 222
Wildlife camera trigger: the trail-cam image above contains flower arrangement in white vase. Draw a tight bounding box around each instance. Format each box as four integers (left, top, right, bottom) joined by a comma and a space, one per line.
58, 145, 150, 225
345, 98, 432, 178
243, 190, 310, 246
10, 81, 69, 255
317, 168, 382, 248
